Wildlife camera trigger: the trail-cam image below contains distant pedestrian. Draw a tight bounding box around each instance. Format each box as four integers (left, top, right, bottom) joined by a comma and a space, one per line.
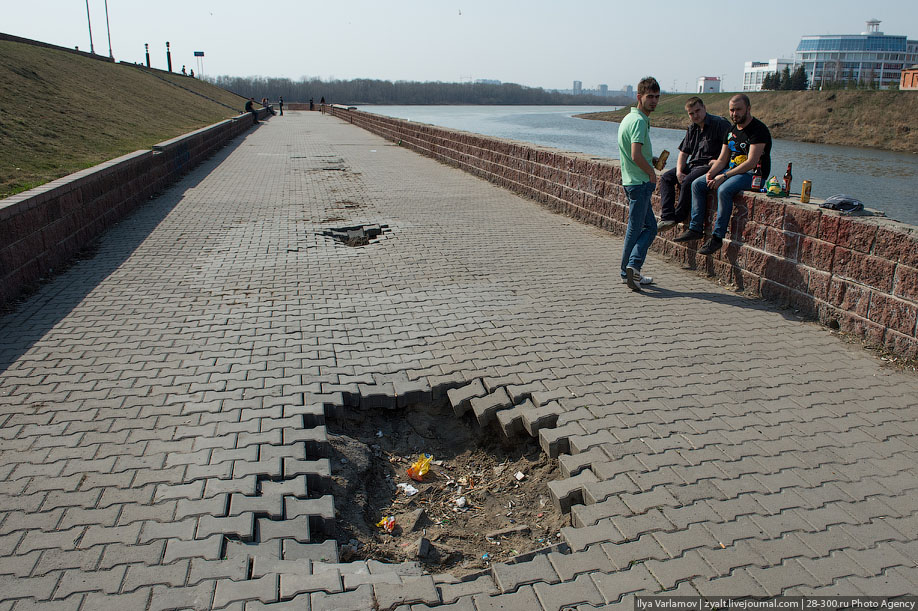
309, 98, 315, 111
245, 97, 258, 124
279, 96, 284, 116
181, 65, 186, 75
617, 76, 661, 292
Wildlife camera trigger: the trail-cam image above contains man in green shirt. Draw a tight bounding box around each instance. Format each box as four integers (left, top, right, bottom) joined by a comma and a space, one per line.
617, 76, 660, 291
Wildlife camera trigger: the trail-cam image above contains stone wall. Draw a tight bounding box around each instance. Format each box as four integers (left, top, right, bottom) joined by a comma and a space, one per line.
326, 106, 918, 359
0, 110, 269, 308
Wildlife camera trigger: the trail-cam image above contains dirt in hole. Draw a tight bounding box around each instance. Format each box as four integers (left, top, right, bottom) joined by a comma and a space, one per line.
328, 401, 567, 577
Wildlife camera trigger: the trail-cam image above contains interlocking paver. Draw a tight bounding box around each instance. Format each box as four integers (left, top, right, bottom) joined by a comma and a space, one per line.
2, 108, 918, 609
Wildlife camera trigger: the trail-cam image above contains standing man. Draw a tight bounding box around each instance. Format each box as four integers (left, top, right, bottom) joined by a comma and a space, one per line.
279, 96, 284, 116
657, 97, 730, 232
674, 94, 772, 255
618, 76, 661, 291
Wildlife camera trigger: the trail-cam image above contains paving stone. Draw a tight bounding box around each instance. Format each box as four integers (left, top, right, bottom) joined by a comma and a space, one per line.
149, 580, 217, 611
547, 469, 598, 513
448, 380, 487, 417
547, 545, 616, 581
437, 574, 498, 604
197, 514, 255, 541
54, 565, 127, 597
284, 496, 335, 536
470, 388, 513, 427
212, 574, 278, 609
163, 534, 223, 563
279, 569, 342, 598
491, 553, 559, 593
533, 573, 604, 610
571, 495, 630, 528
539, 422, 586, 458
521, 401, 562, 437
82, 588, 151, 611
374, 575, 438, 610
559, 447, 609, 478
473, 584, 540, 611
189, 558, 250, 585
311, 583, 374, 611
590, 563, 660, 603
122, 559, 190, 592
0, 573, 60, 601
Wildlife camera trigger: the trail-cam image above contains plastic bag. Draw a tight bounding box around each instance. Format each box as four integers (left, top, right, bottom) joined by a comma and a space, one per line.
376, 516, 396, 532
406, 453, 433, 481
821, 194, 864, 214
765, 176, 787, 197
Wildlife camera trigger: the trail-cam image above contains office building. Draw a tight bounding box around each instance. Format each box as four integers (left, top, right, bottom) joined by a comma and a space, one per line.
743, 59, 794, 91
573, 80, 582, 95
697, 76, 721, 94
795, 20, 917, 89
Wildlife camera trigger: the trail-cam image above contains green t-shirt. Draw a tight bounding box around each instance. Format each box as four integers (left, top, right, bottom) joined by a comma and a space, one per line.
617, 107, 653, 186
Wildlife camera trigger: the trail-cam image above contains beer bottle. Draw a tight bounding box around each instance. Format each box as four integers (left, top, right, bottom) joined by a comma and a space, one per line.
751, 162, 763, 191
783, 163, 793, 193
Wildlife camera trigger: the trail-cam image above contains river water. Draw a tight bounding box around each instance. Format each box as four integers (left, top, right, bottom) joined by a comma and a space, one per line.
362, 105, 918, 226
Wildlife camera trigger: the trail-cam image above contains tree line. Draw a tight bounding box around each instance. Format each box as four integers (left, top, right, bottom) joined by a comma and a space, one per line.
761, 66, 809, 90
209, 75, 630, 106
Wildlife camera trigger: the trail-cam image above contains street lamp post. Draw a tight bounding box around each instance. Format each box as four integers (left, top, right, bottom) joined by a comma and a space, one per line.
104, 0, 113, 59
84, 0, 95, 54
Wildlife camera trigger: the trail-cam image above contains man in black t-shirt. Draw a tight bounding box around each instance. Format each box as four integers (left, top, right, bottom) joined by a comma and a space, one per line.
674, 94, 772, 255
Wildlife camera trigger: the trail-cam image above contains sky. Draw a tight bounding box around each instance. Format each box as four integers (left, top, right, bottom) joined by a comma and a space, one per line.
4, 0, 917, 93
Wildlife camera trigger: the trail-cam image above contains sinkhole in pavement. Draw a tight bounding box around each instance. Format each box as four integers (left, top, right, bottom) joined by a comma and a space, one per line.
322, 224, 390, 247
327, 398, 567, 576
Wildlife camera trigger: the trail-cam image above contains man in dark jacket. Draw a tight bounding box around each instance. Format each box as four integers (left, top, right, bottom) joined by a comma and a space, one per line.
657, 97, 730, 232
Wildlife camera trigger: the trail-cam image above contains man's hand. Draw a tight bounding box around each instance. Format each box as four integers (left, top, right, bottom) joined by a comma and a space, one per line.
706, 173, 727, 189
676, 169, 686, 183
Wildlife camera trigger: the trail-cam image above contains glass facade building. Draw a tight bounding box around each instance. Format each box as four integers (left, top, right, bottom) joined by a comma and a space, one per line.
795, 20, 917, 89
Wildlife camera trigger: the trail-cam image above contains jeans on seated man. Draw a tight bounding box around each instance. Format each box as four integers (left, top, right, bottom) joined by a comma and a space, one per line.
673, 94, 772, 255
657, 97, 730, 232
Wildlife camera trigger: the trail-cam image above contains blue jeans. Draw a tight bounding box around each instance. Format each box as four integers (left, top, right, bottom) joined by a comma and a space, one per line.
689, 172, 754, 238
621, 181, 657, 277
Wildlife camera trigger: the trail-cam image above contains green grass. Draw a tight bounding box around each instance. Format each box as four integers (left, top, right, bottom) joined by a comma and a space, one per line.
578, 90, 918, 154
0, 40, 248, 198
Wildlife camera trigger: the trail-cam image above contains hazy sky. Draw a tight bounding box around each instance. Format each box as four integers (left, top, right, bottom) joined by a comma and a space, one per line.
5, 0, 917, 92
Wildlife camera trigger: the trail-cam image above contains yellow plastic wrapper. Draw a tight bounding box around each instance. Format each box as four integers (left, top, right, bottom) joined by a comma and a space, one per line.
376, 516, 396, 532
406, 453, 433, 482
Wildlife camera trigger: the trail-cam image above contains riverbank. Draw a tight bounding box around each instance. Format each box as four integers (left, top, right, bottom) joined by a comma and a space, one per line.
577, 91, 918, 154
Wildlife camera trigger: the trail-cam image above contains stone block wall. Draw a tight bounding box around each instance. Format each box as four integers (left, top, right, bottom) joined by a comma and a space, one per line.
327, 106, 918, 359
0, 110, 268, 308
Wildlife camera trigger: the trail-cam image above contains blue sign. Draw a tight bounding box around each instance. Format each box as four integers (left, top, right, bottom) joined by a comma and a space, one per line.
193, 51, 204, 57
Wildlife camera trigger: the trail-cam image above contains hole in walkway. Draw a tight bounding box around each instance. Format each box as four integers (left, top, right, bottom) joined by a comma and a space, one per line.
322, 224, 390, 247
328, 398, 566, 576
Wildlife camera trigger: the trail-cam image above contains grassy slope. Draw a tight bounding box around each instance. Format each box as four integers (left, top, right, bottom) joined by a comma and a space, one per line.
0, 40, 248, 197
579, 91, 918, 154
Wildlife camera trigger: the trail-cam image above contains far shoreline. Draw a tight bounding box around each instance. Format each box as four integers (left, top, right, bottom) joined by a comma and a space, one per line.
574, 91, 917, 156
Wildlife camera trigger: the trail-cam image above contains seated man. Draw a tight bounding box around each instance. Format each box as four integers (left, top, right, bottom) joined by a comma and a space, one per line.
657, 97, 730, 232
674, 94, 771, 255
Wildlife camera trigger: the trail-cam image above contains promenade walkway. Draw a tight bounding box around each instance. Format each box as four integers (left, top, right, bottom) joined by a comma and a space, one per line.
1, 111, 917, 610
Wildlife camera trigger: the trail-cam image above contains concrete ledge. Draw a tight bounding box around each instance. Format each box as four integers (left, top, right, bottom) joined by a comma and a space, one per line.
326, 106, 918, 360
0, 110, 269, 308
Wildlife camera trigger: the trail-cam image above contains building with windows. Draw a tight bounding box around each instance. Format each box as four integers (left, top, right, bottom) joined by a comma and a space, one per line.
697, 76, 721, 93
743, 59, 794, 91
573, 80, 582, 95
795, 20, 917, 89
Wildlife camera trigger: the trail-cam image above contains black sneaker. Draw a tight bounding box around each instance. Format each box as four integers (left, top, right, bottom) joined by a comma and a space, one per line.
698, 236, 723, 255
673, 229, 703, 242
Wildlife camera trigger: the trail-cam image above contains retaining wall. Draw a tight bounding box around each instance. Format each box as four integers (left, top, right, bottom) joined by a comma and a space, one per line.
327, 106, 918, 359
0, 109, 269, 308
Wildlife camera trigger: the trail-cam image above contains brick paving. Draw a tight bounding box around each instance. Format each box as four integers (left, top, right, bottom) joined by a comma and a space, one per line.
1, 111, 917, 610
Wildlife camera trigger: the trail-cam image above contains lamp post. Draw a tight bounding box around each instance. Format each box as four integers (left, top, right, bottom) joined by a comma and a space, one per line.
145, 43, 150, 67
166, 41, 172, 72
104, 0, 113, 59
84, 0, 95, 54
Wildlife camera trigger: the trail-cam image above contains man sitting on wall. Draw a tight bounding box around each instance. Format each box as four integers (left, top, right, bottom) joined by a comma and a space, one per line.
657, 97, 730, 232
673, 93, 772, 255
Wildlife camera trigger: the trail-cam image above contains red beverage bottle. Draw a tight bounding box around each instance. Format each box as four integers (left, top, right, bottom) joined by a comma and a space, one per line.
751, 162, 763, 191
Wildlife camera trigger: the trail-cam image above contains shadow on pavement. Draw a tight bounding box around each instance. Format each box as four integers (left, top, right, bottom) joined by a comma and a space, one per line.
638, 284, 807, 321
0, 133, 251, 375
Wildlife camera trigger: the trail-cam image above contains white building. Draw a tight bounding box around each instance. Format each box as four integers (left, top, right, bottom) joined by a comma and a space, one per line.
743, 58, 794, 91
795, 20, 917, 89
697, 76, 721, 93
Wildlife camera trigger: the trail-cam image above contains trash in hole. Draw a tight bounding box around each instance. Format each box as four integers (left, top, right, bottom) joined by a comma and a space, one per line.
328, 399, 566, 576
